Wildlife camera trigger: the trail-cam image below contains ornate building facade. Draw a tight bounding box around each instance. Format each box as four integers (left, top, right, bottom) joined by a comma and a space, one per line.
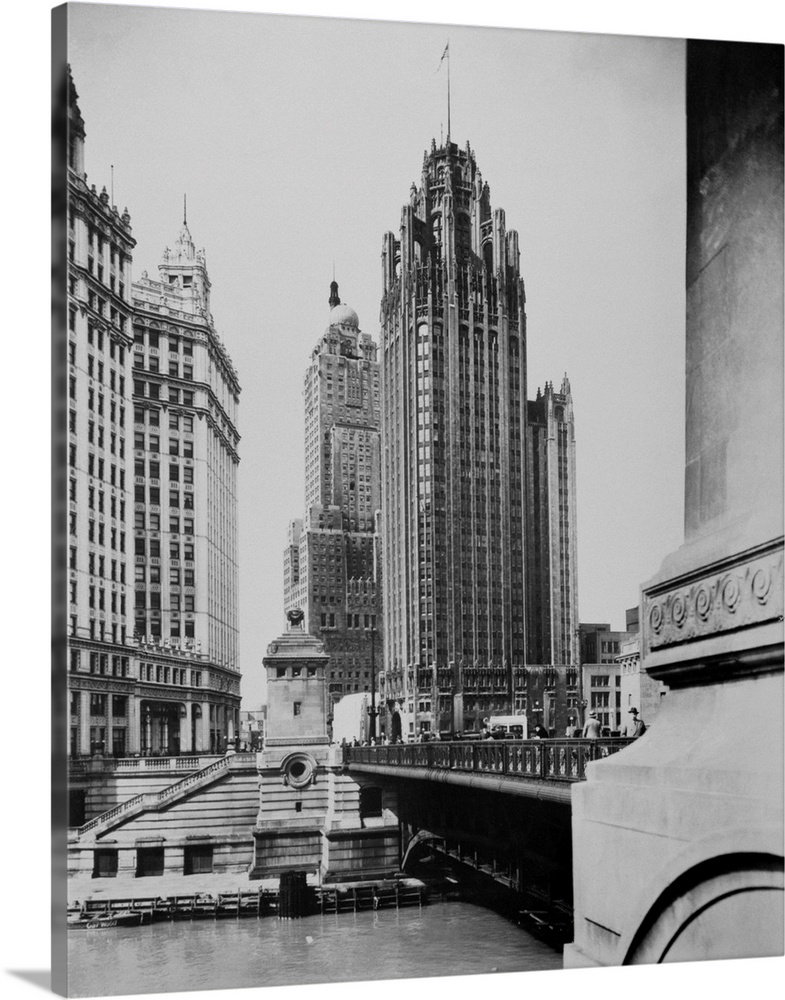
379, 138, 578, 738
66, 72, 241, 759
284, 283, 383, 724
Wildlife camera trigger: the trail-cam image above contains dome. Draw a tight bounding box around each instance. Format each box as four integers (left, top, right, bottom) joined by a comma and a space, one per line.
329, 303, 359, 328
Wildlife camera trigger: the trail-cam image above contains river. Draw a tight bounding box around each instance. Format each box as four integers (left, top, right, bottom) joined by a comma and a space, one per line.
67, 900, 561, 997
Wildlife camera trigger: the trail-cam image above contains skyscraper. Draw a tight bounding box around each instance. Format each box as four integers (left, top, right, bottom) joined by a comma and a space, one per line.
380, 138, 578, 739
284, 283, 383, 723
67, 69, 138, 759
131, 215, 242, 754
66, 71, 241, 761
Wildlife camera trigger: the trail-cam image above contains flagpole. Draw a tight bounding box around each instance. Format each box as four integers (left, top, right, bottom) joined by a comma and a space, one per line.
447, 41, 451, 140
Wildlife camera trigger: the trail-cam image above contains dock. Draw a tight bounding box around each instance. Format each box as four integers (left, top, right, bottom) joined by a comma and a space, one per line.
67, 877, 427, 926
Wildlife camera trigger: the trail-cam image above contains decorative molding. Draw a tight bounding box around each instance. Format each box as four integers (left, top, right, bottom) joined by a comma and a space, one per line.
642, 540, 783, 655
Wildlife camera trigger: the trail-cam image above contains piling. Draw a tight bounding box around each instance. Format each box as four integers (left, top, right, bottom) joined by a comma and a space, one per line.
278, 870, 310, 919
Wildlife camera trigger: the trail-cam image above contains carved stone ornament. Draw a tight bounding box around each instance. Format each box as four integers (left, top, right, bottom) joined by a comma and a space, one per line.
643, 541, 783, 654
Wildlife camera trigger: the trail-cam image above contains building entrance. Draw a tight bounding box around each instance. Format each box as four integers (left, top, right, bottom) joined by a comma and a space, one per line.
141, 701, 182, 755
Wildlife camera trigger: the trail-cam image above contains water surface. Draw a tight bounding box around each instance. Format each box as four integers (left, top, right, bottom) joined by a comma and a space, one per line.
68, 900, 561, 996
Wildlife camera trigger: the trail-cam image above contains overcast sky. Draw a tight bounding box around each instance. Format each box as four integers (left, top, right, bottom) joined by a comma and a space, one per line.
67, 4, 687, 710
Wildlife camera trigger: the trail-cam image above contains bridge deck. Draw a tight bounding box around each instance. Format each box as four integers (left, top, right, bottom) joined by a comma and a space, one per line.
344, 739, 633, 800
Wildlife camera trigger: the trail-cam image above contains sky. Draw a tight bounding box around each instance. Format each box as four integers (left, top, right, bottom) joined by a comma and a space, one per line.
66, 2, 688, 711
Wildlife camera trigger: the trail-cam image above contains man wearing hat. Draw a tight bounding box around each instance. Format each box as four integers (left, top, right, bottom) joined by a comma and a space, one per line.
581, 711, 602, 739
621, 707, 647, 738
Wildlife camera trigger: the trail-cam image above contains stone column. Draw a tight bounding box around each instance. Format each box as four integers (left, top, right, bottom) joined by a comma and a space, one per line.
565, 40, 784, 970
200, 701, 211, 753
128, 696, 141, 755
180, 703, 192, 753
79, 690, 91, 755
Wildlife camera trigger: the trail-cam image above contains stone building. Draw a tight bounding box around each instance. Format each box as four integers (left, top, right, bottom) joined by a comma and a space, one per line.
67, 69, 137, 758
379, 137, 578, 739
66, 72, 241, 762
526, 377, 578, 666
284, 283, 383, 727
130, 213, 241, 754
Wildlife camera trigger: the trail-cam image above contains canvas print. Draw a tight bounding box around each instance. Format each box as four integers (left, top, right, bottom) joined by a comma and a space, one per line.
52, 3, 784, 998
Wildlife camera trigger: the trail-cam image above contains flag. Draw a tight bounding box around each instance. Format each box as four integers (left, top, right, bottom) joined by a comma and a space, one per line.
437, 42, 449, 72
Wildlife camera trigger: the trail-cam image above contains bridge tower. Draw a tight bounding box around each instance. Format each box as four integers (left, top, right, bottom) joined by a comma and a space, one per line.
250, 611, 400, 881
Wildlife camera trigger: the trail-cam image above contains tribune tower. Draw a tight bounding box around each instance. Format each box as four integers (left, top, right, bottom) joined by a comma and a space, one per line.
380, 138, 578, 738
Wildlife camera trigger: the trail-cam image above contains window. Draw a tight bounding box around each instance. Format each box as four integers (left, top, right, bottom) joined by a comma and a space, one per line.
183, 440, 193, 459
169, 414, 179, 430
182, 391, 194, 406
183, 518, 194, 535
89, 693, 106, 717
293, 702, 301, 716
183, 466, 194, 484
170, 516, 180, 533
183, 569, 194, 587
169, 439, 179, 456
169, 464, 179, 482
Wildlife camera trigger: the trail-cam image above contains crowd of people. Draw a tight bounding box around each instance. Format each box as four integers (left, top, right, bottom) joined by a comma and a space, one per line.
341, 708, 648, 747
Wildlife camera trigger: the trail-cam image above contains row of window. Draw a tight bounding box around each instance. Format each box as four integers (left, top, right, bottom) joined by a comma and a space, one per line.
134, 512, 194, 534
134, 565, 195, 585
134, 460, 194, 480
134, 618, 196, 639
134, 485, 194, 509
134, 380, 195, 406
134, 355, 194, 380
134, 539, 194, 560
136, 593, 195, 612
133, 330, 194, 356
69, 651, 131, 676
134, 409, 194, 432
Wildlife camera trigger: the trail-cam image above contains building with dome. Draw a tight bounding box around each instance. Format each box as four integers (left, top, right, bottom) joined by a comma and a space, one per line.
284, 282, 383, 728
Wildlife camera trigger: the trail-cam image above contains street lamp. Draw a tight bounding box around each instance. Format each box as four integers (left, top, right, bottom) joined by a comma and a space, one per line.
366, 627, 378, 742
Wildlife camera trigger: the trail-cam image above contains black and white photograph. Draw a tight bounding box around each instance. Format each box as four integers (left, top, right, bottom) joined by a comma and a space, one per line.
12, 2, 785, 999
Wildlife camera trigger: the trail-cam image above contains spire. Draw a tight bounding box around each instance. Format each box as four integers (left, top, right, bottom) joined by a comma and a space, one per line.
329, 279, 341, 310
183, 193, 187, 226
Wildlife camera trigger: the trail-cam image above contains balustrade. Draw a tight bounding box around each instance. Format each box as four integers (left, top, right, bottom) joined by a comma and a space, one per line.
344, 739, 632, 783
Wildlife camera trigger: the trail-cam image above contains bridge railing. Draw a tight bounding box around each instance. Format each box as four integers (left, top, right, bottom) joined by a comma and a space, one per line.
343, 738, 634, 782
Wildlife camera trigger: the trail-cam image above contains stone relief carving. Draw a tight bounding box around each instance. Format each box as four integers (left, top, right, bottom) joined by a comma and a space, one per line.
643, 544, 783, 652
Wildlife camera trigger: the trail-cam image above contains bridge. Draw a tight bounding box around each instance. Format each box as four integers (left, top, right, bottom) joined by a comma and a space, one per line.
339, 738, 636, 928
344, 738, 633, 803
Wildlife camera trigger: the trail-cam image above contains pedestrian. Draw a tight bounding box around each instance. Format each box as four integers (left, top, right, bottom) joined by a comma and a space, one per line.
533, 723, 549, 739
621, 707, 647, 738
565, 717, 577, 739
582, 711, 601, 739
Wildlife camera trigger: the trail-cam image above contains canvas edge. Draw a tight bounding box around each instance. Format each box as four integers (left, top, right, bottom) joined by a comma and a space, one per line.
52, 4, 70, 997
